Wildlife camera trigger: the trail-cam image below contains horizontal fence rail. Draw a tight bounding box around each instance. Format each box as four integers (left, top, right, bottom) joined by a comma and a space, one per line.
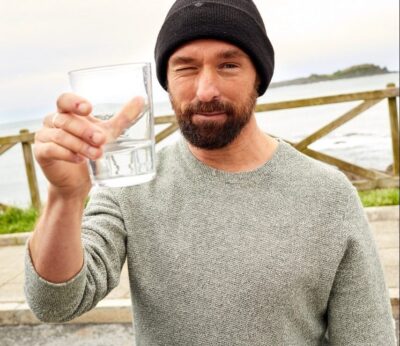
0, 130, 39, 210
0, 84, 399, 209
156, 84, 400, 190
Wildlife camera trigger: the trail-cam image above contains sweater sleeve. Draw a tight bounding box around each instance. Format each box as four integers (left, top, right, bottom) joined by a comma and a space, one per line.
326, 188, 396, 345
24, 187, 127, 323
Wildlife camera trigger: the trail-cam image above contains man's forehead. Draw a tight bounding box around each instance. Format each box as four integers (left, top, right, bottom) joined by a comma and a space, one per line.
169, 39, 250, 64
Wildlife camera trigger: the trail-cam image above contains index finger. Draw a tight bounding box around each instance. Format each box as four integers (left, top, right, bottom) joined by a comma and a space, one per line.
56, 92, 92, 116
105, 97, 145, 141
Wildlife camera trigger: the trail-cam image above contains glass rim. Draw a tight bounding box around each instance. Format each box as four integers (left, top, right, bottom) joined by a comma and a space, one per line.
68, 62, 151, 76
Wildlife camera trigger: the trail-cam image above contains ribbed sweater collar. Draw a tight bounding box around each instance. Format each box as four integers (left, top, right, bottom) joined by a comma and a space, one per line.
176, 138, 289, 185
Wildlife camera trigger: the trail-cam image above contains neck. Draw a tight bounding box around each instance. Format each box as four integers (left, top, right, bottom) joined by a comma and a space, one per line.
187, 116, 278, 172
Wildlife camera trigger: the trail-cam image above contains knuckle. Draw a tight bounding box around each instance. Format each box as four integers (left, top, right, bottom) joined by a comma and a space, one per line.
58, 114, 71, 128
82, 125, 97, 141
79, 141, 89, 154
81, 126, 91, 139
42, 144, 53, 157
53, 129, 64, 143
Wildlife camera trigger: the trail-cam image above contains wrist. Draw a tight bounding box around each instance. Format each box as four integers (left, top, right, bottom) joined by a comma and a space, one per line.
47, 184, 90, 205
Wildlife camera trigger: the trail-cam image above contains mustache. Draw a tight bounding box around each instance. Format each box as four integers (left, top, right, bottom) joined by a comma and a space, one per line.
183, 100, 235, 117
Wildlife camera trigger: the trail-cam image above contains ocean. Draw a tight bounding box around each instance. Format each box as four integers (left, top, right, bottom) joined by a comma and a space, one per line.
0, 73, 398, 207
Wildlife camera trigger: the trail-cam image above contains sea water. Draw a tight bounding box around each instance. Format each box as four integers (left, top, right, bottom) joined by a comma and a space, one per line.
0, 73, 398, 206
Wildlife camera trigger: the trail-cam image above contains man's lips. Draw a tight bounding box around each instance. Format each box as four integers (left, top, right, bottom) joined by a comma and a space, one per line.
194, 112, 226, 117
192, 112, 227, 123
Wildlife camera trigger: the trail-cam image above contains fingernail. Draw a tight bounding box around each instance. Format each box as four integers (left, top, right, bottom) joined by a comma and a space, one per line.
78, 103, 90, 113
92, 131, 104, 144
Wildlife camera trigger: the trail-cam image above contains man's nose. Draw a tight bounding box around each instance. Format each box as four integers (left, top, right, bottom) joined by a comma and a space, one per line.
195, 70, 221, 102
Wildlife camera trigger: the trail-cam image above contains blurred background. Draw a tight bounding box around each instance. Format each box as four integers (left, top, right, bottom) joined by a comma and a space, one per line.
0, 0, 399, 206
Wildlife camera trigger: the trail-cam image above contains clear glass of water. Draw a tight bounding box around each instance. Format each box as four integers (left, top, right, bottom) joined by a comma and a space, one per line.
68, 63, 156, 187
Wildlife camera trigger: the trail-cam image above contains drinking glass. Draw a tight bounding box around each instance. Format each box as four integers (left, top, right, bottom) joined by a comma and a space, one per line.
69, 63, 156, 187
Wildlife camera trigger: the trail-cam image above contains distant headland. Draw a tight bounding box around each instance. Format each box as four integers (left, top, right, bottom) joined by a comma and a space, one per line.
270, 64, 396, 88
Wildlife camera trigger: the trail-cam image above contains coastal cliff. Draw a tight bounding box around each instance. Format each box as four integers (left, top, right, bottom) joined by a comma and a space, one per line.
270, 64, 393, 88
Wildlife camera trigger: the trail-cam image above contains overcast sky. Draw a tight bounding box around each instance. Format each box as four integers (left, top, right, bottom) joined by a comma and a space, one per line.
0, 0, 399, 123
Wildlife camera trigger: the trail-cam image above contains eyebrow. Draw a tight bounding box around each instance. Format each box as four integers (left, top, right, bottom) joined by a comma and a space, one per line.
169, 56, 197, 66
217, 49, 248, 60
169, 49, 248, 66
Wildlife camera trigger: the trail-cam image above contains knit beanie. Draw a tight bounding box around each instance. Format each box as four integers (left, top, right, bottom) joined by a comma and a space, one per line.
154, 0, 275, 96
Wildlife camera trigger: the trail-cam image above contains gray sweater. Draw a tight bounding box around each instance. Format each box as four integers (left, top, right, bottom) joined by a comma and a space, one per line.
25, 139, 396, 345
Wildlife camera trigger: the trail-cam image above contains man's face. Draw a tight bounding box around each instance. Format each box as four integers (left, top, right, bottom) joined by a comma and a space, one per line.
167, 39, 258, 150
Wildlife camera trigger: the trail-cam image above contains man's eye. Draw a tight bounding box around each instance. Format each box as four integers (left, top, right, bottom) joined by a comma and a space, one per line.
176, 67, 196, 72
222, 63, 239, 69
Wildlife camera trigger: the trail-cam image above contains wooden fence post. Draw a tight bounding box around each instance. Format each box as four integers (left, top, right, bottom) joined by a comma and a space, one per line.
387, 83, 400, 176
20, 129, 41, 211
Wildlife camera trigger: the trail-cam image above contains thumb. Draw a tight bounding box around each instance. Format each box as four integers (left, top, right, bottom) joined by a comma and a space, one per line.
106, 96, 146, 141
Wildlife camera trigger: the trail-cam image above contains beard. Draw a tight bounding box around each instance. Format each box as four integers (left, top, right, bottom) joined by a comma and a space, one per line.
169, 89, 258, 150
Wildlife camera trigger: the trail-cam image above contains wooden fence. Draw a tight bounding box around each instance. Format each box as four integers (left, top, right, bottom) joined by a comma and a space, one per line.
1, 84, 399, 210
0, 129, 39, 210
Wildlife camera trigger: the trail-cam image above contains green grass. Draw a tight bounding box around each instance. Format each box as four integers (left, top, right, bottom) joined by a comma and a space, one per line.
358, 188, 399, 208
0, 205, 39, 235
0, 188, 398, 235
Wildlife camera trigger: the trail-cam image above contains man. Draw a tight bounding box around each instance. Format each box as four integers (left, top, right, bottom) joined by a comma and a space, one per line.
25, 0, 396, 345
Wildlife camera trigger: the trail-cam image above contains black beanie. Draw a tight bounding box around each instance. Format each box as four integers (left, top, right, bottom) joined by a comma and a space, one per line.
154, 0, 275, 96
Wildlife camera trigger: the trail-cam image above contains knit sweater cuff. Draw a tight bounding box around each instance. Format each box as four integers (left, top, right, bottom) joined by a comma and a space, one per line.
24, 238, 87, 322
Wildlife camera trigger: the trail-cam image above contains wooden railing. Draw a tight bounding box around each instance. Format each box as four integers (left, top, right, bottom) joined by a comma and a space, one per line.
157, 83, 400, 190
1, 84, 399, 209
0, 129, 39, 210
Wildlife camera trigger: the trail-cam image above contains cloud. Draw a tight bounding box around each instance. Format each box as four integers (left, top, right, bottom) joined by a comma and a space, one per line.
255, 0, 399, 80
0, 0, 398, 122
